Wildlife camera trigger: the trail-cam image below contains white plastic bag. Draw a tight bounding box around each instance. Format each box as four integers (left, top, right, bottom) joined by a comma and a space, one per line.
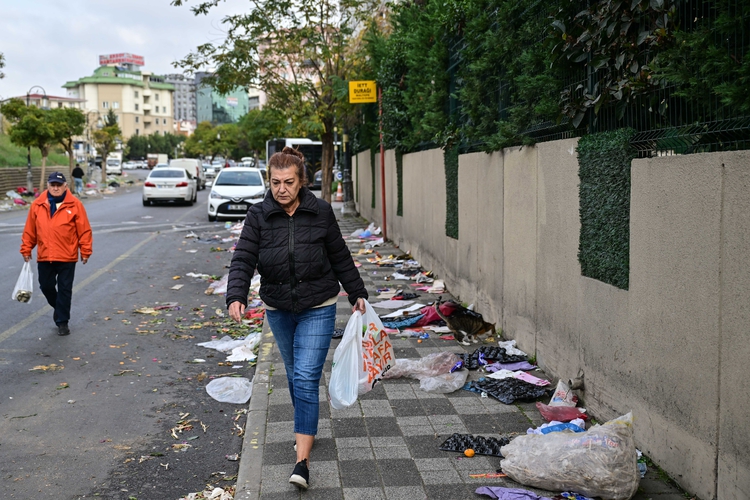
12, 261, 34, 303
205, 376, 253, 404
328, 311, 364, 410
500, 412, 639, 500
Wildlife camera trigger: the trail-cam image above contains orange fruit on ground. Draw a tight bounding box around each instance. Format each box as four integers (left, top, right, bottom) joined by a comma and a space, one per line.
464, 449, 475, 457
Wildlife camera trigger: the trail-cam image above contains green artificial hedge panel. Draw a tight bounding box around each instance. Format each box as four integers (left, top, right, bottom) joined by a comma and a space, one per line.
577, 128, 636, 290
370, 149, 376, 209
444, 145, 459, 239
396, 151, 404, 217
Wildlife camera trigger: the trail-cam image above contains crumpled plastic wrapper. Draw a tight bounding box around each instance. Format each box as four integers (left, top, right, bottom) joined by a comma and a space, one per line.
500, 412, 639, 500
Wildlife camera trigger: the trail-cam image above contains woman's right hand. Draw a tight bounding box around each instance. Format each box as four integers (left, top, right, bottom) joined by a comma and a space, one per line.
228, 301, 246, 323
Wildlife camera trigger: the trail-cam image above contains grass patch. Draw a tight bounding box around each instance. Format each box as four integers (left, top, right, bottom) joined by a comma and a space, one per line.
0, 133, 70, 167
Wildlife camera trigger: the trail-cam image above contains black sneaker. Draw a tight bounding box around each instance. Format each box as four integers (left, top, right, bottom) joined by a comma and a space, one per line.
57, 323, 70, 336
289, 459, 309, 489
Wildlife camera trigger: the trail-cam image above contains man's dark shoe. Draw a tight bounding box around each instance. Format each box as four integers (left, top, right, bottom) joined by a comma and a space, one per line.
289, 458, 309, 489
57, 324, 70, 336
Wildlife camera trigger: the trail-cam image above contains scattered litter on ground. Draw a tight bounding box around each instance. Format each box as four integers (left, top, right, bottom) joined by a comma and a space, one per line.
177, 486, 235, 500
500, 412, 639, 500
383, 352, 468, 393
464, 377, 550, 404
205, 274, 229, 295
172, 284, 184, 290
527, 418, 587, 435
486, 370, 550, 386
30, 364, 63, 372
439, 433, 510, 457
206, 376, 253, 404
475, 486, 553, 500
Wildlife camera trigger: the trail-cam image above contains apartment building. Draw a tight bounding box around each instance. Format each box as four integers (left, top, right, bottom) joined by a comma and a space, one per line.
195, 71, 250, 125
165, 73, 197, 123
63, 64, 175, 140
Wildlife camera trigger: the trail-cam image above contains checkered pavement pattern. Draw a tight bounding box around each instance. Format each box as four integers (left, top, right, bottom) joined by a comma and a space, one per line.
256, 212, 554, 500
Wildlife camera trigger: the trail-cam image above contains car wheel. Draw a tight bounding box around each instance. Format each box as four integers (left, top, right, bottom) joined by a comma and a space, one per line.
208, 214, 217, 222
142, 198, 150, 206
187, 195, 194, 206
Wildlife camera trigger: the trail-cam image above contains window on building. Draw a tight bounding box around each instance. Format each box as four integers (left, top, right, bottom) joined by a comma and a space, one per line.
155, 93, 159, 101
163, 106, 167, 113
57, 102, 63, 108
135, 103, 139, 111
113, 101, 119, 109
135, 116, 139, 123
136, 128, 139, 135
102, 101, 109, 108
135, 91, 139, 98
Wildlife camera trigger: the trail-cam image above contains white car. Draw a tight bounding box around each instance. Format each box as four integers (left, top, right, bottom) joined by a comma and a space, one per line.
143, 168, 197, 206
207, 167, 266, 221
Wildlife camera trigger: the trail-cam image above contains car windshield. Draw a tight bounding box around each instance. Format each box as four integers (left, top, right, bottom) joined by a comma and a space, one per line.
149, 170, 186, 178
215, 171, 263, 186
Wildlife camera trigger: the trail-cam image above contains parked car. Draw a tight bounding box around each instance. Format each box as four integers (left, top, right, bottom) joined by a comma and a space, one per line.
154, 163, 170, 169
142, 168, 197, 206
311, 169, 322, 190
207, 167, 266, 221
169, 158, 207, 190
123, 161, 137, 170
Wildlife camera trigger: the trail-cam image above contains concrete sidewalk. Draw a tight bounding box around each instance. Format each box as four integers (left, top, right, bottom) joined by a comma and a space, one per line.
233, 206, 688, 500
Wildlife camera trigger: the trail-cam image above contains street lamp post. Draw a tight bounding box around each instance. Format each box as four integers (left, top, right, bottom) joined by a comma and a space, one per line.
25, 85, 47, 191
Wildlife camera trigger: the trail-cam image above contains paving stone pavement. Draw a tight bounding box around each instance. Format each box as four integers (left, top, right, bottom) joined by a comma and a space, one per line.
233, 203, 690, 500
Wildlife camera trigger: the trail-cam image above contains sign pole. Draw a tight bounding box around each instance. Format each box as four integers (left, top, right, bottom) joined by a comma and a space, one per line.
379, 86, 387, 241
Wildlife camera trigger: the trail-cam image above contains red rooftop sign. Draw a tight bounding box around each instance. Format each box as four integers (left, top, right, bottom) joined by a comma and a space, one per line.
99, 53, 145, 66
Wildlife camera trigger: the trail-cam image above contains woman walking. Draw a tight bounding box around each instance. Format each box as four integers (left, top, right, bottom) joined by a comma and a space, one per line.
226, 147, 367, 490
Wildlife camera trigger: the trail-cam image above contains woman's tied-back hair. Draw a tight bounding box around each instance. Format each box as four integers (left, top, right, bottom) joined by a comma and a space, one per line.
268, 146, 307, 185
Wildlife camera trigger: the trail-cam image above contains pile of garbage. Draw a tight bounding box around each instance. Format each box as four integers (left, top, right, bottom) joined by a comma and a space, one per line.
3, 188, 37, 210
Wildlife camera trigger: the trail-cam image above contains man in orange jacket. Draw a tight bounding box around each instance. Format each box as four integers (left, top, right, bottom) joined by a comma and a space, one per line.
20, 172, 93, 336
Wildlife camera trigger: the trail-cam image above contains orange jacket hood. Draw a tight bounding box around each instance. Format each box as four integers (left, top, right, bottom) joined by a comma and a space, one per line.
20, 190, 93, 262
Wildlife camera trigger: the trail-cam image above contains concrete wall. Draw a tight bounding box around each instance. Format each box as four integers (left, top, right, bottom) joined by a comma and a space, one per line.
717, 152, 750, 500
1, 166, 72, 195
353, 142, 750, 499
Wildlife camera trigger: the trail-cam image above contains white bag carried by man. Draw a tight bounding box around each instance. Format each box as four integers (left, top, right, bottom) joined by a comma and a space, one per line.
12, 261, 34, 303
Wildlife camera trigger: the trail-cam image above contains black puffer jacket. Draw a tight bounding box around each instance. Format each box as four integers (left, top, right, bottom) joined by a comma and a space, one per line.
226, 187, 368, 313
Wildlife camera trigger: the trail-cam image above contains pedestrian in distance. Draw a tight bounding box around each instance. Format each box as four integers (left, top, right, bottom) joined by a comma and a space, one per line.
20, 172, 93, 336
226, 147, 367, 491
71, 162, 85, 195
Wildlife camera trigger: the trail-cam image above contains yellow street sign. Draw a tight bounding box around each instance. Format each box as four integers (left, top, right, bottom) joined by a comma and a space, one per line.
349, 80, 377, 103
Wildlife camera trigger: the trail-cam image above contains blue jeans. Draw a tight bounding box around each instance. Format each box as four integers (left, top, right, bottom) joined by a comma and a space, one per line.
74, 178, 84, 194
265, 304, 336, 436
38, 261, 76, 325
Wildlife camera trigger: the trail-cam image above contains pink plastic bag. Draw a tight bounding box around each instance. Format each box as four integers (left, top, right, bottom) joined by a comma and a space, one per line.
536, 402, 588, 422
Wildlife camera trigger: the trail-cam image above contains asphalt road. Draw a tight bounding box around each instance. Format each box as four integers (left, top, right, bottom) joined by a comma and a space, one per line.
0, 173, 257, 499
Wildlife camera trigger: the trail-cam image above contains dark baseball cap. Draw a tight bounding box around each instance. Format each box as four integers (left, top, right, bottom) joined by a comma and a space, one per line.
48, 172, 66, 183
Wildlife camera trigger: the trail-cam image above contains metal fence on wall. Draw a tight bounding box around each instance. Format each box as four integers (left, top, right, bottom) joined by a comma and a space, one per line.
445, 0, 750, 156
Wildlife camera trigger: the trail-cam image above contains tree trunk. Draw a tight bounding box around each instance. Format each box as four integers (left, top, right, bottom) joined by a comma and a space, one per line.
320, 122, 335, 203
100, 146, 107, 188
67, 141, 75, 172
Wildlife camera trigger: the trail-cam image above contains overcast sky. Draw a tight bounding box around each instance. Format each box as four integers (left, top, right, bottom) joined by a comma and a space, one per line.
0, 0, 246, 100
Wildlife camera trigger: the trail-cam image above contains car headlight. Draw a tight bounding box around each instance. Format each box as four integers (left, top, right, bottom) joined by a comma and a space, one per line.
210, 191, 225, 199
249, 192, 265, 199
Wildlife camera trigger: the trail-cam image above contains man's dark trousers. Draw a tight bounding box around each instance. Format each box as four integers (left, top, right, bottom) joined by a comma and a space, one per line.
37, 262, 76, 325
